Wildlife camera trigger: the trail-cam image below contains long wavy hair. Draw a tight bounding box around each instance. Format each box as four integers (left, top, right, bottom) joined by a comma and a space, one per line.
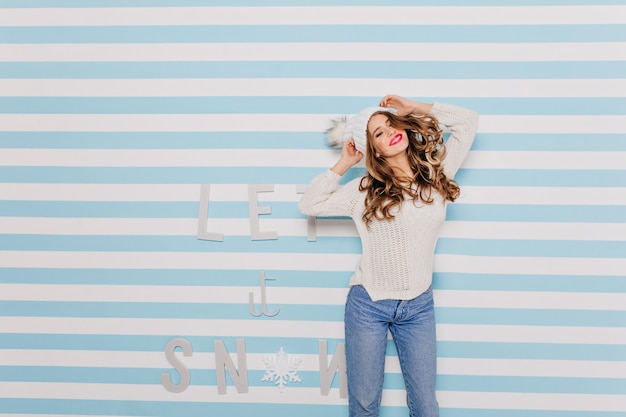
359, 111, 460, 227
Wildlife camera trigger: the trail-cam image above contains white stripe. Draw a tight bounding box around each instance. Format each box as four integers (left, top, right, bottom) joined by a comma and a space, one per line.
0, 382, 624, 411
438, 358, 626, 379
0, 382, 349, 405
0, 183, 305, 202
2, 183, 624, 205
0, 316, 624, 345
459, 186, 626, 205
3, 217, 626, 242
0, 183, 205, 202
3, 78, 626, 98
437, 391, 626, 412
2, 149, 623, 170
0, 149, 339, 168
479, 115, 626, 134
0, 217, 322, 237
437, 324, 626, 345
0, 251, 361, 271
463, 151, 626, 170
0, 317, 346, 338
0, 114, 624, 133
435, 289, 626, 311
0, 251, 623, 276
4, 349, 625, 379
442, 222, 626, 241
0, 284, 349, 305
2, 284, 625, 311
1, 42, 624, 62
435, 254, 626, 276
1, 6, 625, 26
0, 114, 327, 132
0, 350, 331, 373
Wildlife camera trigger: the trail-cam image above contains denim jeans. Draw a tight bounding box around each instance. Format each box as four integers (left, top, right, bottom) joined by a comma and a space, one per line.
344, 285, 439, 417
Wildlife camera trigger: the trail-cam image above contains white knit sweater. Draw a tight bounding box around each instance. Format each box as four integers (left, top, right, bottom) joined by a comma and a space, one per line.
298, 102, 479, 301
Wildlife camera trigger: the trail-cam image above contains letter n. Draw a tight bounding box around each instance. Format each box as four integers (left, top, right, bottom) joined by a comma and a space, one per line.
214, 338, 249, 394
319, 339, 347, 398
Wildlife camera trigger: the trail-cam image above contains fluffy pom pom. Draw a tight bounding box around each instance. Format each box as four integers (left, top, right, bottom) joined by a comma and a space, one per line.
325, 116, 347, 148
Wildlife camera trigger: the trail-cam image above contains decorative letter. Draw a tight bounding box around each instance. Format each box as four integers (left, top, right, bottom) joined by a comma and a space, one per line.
197, 184, 224, 241
249, 271, 280, 317
318, 340, 347, 398
215, 338, 249, 394
296, 184, 317, 242
161, 338, 192, 393
248, 184, 278, 240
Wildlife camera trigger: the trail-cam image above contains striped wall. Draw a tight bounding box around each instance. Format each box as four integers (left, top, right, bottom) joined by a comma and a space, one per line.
1, 1, 625, 416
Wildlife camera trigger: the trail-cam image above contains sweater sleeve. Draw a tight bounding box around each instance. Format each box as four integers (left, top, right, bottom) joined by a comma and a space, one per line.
430, 102, 479, 179
298, 169, 361, 217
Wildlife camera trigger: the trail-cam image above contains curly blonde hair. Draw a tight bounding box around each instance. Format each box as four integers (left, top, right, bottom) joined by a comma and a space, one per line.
359, 111, 460, 227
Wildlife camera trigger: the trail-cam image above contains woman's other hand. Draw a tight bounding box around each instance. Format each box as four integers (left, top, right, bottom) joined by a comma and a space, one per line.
380, 95, 433, 117
331, 139, 363, 176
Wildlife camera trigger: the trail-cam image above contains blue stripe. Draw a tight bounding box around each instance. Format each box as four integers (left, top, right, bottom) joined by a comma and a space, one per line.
1, 268, 624, 294
438, 341, 626, 362
436, 238, 626, 258
437, 307, 626, 327
0, 399, 622, 417
433, 273, 626, 294
0, 366, 325, 388
1, 366, 624, 395
0, 235, 363, 254
1, 97, 625, 115
2, 132, 626, 151
441, 412, 626, 417
447, 205, 626, 223
0, 333, 346, 354
0, 166, 351, 185
2, 200, 624, 223
473, 134, 626, 151
2, 235, 625, 258
1, 61, 625, 79
2, 25, 624, 43
0, 201, 251, 218
1, 167, 625, 187
435, 375, 626, 395
2, 333, 625, 361
0, 268, 352, 288
2, 300, 625, 327
0, 400, 343, 417
455, 169, 626, 187
0, 132, 329, 150
0, 300, 345, 321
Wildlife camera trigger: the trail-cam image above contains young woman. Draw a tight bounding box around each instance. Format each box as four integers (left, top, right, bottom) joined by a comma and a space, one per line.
298, 95, 479, 417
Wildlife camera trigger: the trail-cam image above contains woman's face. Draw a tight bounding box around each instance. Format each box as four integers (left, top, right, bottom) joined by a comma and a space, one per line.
367, 113, 408, 159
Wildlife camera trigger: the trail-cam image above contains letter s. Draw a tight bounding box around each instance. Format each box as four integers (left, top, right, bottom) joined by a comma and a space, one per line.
161, 338, 192, 393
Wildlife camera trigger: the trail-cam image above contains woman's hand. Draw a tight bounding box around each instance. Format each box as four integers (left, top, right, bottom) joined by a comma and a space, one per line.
331, 139, 362, 176
379, 94, 433, 117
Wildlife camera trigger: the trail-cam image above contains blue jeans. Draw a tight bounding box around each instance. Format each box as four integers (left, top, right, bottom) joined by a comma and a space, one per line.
344, 285, 439, 417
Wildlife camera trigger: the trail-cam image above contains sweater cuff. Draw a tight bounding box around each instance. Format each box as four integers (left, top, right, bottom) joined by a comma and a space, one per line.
323, 168, 341, 180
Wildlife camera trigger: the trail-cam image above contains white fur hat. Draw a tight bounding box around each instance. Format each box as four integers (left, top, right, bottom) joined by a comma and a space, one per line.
325, 106, 391, 156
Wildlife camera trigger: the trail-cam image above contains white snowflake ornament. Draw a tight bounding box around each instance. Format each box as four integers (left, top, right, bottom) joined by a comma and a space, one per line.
261, 347, 302, 393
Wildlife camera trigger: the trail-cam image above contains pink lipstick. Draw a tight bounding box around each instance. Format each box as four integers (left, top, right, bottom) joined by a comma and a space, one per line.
389, 133, 402, 146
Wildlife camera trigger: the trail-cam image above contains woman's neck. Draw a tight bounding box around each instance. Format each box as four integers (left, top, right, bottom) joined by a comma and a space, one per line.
388, 156, 413, 180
